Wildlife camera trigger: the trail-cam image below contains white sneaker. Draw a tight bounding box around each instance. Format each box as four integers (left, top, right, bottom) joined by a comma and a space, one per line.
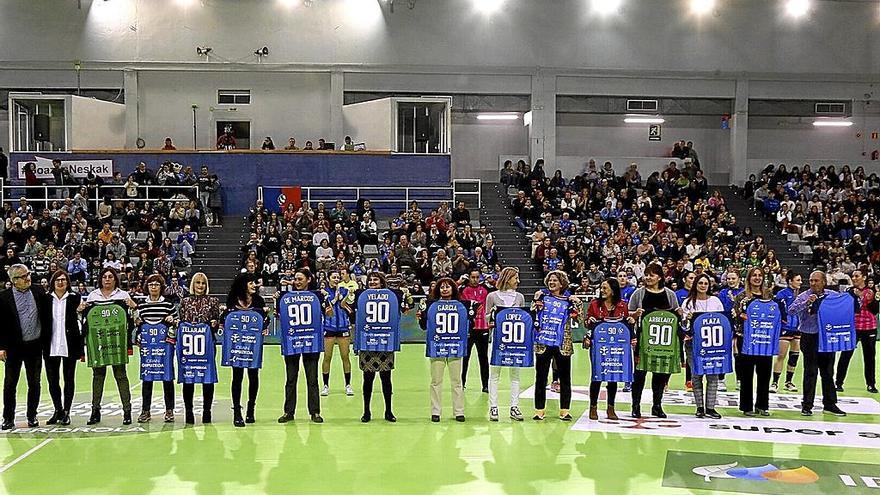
321, 385, 330, 396
769, 382, 778, 393
735, 380, 741, 391
345, 384, 354, 396
784, 382, 798, 393
489, 407, 499, 422
510, 406, 524, 421
718, 381, 728, 392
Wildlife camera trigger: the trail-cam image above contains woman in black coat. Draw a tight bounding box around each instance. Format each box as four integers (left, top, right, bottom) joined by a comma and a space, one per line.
44, 270, 83, 426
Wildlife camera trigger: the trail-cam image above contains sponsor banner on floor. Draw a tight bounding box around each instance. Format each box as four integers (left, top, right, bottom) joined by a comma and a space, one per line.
663, 450, 880, 494
518, 386, 880, 415
571, 412, 880, 449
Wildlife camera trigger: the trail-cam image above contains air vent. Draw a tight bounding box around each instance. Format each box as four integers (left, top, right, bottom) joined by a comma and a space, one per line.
626, 99, 659, 112
815, 102, 846, 115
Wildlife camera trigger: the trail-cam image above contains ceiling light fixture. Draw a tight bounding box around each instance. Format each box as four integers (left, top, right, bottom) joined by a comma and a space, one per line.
476, 113, 519, 121
785, 0, 810, 18
812, 119, 853, 127
624, 116, 665, 124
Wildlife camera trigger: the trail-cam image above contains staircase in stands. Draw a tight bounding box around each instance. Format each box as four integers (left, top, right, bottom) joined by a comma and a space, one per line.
718, 186, 813, 275
479, 183, 544, 301
190, 215, 246, 296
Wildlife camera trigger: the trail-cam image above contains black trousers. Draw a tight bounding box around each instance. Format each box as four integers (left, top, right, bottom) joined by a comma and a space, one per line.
363, 370, 393, 414
284, 353, 321, 416
736, 354, 772, 412
589, 381, 618, 407
182, 383, 215, 412
231, 367, 260, 408
801, 332, 838, 409
462, 330, 489, 389
836, 330, 877, 388
3, 343, 42, 421
534, 348, 571, 410
45, 355, 77, 413
631, 370, 670, 408
142, 380, 175, 411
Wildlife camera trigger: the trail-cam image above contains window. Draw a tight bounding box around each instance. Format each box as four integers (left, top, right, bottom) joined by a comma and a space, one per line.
217, 90, 251, 105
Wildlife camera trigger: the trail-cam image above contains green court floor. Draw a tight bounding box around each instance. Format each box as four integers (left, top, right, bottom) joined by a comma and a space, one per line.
0, 347, 878, 495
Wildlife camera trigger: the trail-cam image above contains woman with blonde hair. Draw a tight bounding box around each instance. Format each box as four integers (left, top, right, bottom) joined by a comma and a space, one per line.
532, 270, 582, 421
178, 272, 221, 424
733, 267, 777, 417
484, 267, 527, 421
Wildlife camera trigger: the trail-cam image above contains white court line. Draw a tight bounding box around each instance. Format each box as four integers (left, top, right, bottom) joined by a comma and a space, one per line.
0, 439, 52, 474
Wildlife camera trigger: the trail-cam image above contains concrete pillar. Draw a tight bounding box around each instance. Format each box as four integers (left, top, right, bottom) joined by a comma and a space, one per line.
529, 71, 557, 168
123, 69, 138, 149
330, 70, 344, 144
729, 78, 749, 186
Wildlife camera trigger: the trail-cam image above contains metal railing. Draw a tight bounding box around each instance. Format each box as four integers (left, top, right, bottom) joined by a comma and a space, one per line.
0, 182, 200, 211
257, 179, 481, 214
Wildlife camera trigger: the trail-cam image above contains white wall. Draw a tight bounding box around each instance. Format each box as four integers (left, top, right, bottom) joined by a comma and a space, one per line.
2, 0, 878, 76
135, 71, 331, 150
343, 98, 394, 151
70, 96, 125, 150
451, 121, 529, 181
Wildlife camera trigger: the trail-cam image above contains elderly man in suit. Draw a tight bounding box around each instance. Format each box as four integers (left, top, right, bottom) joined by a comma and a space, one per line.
0, 264, 50, 429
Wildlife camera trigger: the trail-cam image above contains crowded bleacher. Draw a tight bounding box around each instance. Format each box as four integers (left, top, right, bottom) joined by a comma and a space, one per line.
1, 158, 220, 299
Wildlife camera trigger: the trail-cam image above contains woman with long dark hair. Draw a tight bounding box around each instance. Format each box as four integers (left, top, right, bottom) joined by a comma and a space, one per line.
584, 277, 629, 420
772, 270, 803, 393
627, 263, 681, 418
178, 272, 221, 424
44, 270, 82, 426
681, 273, 724, 419
321, 269, 354, 396
224, 273, 270, 427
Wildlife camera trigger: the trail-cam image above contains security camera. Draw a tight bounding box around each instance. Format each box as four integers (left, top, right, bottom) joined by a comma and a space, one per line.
254, 46, 269, 57
196, 46, 212, 56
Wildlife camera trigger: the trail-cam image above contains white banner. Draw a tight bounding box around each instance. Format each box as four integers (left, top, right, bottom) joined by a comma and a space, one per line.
17, 156, 114, 179
571, 411, 880, 449
519, 386, 880, 415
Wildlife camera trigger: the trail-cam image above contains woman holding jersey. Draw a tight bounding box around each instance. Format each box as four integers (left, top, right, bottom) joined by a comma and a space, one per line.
135, 274, 177, 423
321, 270, 354, 397
681, 273, 724, 419
584, 277, 629, 421
532, 270, 582, 421
178, 272, 221, 425
277, 268, 325, 424
628, 263, 681, 419
355, 271, 412, 423
419, 277, 477, 423
733, 267, 775, 417
484, 267, 526, 422
224, 273, 270, 427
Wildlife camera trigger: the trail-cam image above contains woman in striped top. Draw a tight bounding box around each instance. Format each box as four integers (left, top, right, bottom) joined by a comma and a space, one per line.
178, 272, 221, 424
321, 270, 354, 396
135, 274, 177, 424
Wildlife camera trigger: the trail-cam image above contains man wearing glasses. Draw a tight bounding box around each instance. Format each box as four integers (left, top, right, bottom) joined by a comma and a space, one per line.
0, 264, 50, 429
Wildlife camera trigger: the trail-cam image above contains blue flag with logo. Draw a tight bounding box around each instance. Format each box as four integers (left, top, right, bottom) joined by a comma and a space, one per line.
491, 308, 534, 367
743, 300, 781, 356
691, 312, 733, 375
139, 323, 174, 382
590, 320, 633, 382
279, 291, 324, 355
177, 322, 217, 384
818, 292, 857, 353
222, 310, 265, 369
426, 300, 469, 358
535, 295, 570, 347
355, 289, 401, 353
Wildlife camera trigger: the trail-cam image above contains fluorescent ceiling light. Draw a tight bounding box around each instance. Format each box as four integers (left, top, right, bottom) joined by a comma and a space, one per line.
474, 0, 504, 14
813, 119, 853, 127
477, 113, 519, 121
785, 0, 810, 18
624, 117, 665, 124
